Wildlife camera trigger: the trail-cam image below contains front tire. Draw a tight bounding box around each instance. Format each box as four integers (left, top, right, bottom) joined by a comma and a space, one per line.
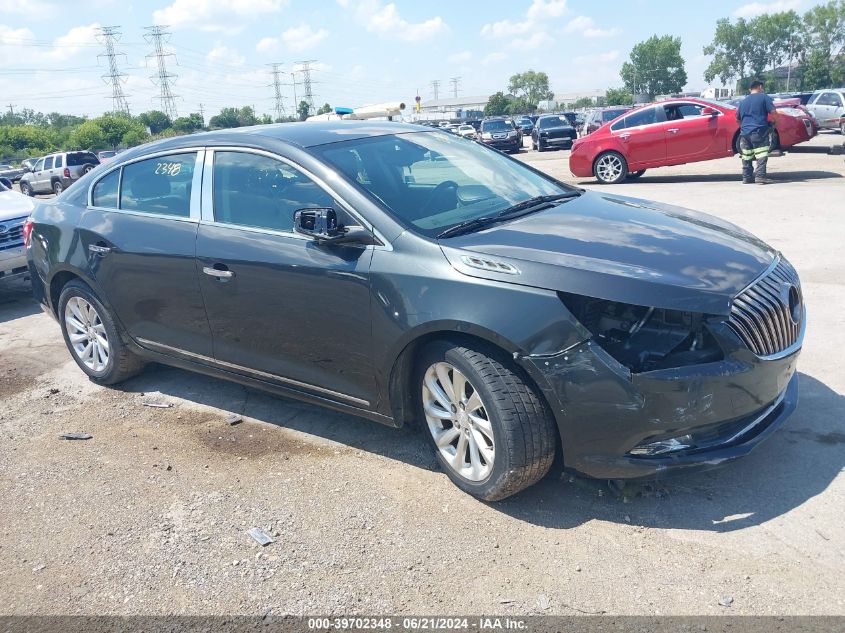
58, 280, 144, 385
416, 341, 556, 501
20, 182, 33, 196
593, 151, 628, 184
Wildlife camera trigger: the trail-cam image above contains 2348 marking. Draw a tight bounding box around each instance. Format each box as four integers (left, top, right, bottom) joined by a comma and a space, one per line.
155, 162, 182, 176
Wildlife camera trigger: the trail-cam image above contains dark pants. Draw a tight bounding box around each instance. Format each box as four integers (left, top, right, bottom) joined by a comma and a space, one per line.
739, 129, 769, 181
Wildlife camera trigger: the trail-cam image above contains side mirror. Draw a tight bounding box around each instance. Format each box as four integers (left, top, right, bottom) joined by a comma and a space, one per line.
293, 207, 375, 245
701, 107, 719, 116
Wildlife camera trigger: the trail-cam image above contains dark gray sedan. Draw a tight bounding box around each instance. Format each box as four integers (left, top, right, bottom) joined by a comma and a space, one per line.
25, 122, 804, 500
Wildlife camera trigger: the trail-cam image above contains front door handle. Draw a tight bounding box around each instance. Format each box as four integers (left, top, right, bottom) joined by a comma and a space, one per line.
619, 132, 631, 140
88, 244, 111, 255
203, 266, 234, 279
667, 128, 680, 134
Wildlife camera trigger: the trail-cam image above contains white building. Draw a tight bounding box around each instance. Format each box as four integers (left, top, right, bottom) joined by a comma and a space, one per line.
416, 96, 489, 121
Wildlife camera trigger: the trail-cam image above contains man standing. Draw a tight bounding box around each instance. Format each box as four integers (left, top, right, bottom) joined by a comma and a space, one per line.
736, 79, 775, 184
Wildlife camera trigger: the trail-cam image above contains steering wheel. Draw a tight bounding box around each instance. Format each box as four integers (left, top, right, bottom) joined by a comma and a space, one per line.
418, 180, 459, 217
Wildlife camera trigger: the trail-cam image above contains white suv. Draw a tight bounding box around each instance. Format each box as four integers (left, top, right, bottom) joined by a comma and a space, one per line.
806, 89, 845, 134
19, 151, 100, 196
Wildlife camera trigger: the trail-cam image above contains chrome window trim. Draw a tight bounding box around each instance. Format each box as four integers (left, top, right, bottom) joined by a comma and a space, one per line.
199, 146, 392, 250
87, 148, 204, 221
135, 337, 370, 407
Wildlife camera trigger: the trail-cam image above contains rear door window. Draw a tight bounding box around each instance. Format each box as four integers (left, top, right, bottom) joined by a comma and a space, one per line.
55, 155, 63, 168
622, 107, 657, 128
120, 152, 196, 217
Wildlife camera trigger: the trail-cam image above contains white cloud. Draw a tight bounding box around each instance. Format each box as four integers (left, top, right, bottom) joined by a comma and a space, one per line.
482, 0, 570, 37
482, 52, 507, 66
526, 0, 568, 20
574, 50, 619, 64
448, 50, 472, 64
207, 45, 245, 66
564, 16, 620, 38
0, 0, 57, 13
734, 0, 803, 18
511, 32, 553, 50
282, 24, 329, 51
342, 1, 448, 42
481, 19, 533, 38
153, 0, 288, 33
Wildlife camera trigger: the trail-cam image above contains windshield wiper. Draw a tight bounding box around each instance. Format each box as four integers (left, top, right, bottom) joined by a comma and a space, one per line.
437, 192, 580, 239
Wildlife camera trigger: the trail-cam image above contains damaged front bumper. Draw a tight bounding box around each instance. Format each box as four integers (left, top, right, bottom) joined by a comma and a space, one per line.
526, 326, 802, 479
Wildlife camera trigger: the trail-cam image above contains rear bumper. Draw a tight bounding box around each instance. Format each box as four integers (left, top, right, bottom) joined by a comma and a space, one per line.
527, 332, 802, 480
568, 148, 593, 177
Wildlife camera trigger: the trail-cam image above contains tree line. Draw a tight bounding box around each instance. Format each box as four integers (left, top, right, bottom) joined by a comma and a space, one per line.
0, 102, 332, 163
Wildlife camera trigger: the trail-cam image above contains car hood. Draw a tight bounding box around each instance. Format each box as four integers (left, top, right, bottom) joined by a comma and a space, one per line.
439, 192, 775, 315
0, 190, 36, 221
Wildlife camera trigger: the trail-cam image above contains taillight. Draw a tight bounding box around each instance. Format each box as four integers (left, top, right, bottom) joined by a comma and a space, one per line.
63, 167, 70, 178
22, 219, 34, 248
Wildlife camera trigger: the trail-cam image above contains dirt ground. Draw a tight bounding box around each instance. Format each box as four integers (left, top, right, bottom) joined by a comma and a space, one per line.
1, 133, 843, 616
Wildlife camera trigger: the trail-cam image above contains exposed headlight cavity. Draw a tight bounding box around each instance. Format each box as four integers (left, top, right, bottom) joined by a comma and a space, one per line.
558, 293, 724, 373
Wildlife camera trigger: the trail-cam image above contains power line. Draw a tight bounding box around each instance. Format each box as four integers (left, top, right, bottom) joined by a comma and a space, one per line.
143, 25, 179, 119
296, 60, 317, 115
430, 79, 441, 101
268, 63, 286, 120
449, 76, 461, 99
97, 26, 131, 115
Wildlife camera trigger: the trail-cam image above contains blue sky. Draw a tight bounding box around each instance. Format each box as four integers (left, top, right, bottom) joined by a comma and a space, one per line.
0, 0, 812, 119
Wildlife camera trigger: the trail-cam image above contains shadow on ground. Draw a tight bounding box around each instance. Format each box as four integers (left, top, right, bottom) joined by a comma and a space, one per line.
118, 365, 844, 533
0, 277, 39, 323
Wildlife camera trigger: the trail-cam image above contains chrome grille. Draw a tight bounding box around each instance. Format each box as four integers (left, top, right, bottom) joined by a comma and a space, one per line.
0, 216, 26, 252
728, 257, 803, 356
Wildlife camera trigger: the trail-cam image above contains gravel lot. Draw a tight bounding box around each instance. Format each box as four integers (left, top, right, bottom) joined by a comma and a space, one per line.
1, 133, 844, 616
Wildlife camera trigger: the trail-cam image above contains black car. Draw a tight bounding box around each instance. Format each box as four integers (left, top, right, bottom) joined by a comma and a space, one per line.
26, 122, 804, 500
516, 116, 534, 134
531, 114, 577, 151
479, 117, 521, 153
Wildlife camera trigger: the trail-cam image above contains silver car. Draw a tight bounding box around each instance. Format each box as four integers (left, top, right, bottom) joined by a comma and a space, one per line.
19, 151, 100, 196
806, 89, 845, 133
0, 178, 36, 281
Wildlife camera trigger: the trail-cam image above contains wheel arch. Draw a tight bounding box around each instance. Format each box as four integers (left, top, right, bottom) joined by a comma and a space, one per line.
385, 324, 561, 437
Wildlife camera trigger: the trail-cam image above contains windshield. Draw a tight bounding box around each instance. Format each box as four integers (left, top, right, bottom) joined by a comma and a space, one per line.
481, 119, 513, 132
314, 131, 572, 238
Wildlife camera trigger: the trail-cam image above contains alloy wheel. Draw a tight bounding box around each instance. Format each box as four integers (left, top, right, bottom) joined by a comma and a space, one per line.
596, 154, 624, 182
422, 362, 495, 481
64, 296, 110, 372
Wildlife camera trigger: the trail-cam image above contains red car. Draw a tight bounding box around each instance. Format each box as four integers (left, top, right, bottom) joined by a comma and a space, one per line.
569, 98, 817, 184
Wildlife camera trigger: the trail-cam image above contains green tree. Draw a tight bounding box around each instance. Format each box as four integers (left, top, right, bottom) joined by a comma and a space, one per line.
621, 35, 687, 99
96, 114, 147, 149
507, 70, 553, 108
802, 48, 833, 89
484, 91, 511, 116
803, 1, 845, 87
317, 102, 332, 115
297, 100, 311, 121
171, 113, 204, 133
605, 87, 632, 105
68, 120, 107, 150
138, 110, 172, 135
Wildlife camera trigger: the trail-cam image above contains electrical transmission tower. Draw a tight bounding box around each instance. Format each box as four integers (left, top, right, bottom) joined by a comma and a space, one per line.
97, 26, 131, 114
450, 76, 461, 99
268, 63, 286, 121
144, 25, 179, 119
430, 80, 441, 101
296, 60, 317, 115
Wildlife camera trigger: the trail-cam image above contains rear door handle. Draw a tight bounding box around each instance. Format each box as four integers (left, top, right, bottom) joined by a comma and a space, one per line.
668, 128, 680, 134
619, 132, 631, 139
203, 266, 234, 279
88, 244, 111, 255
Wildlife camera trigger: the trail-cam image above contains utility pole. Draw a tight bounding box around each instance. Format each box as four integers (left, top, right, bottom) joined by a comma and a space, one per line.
6, 104, 14, 117
144, 25, 179, 119
97, 26, 131, 115
198, 103, 205, 126
268, 63, 286, 121
430, 80, 441, 101
449, 76, 461, 99
296, 60, 317, 115
290, 72, 298, 107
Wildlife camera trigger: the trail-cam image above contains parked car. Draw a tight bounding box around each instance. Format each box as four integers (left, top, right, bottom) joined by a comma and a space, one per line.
479, 117, 521, 153
0, 163, 26, 183
97, 150, 118, 163
805, 89, 845, 134
531, 114, 577, 151
19, 151, 100, 196
21, 158, 38, 173
570, 98, 817, 184
582, 106, 633, 135
26, 122, 804, 500
456, 124, 477, 139
0, 177, 36, 281
516, 116, 534, 134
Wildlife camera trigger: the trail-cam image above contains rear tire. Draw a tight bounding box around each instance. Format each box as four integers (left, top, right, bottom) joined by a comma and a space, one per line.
58, 280, 145, 385
840, 122, 844, 135
52, 180, 63, 195
593, 151, 628, 184
416, 341, 557, 501
83, 164, 95, 174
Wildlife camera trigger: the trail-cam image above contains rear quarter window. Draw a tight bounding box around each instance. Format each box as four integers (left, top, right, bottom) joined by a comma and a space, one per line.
67, 152, 99, 166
